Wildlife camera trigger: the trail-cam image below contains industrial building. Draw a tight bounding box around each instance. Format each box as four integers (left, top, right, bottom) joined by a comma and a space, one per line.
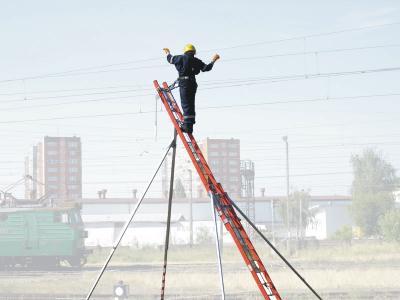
78, 195, 352, 247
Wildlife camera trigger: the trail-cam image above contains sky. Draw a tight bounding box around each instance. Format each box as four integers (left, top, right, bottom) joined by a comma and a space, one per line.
0, 1, 400, 198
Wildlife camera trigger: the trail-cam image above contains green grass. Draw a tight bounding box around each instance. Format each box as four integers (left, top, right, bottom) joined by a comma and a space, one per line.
87, 240, 400, 266
1, 241, 399, 298
295, 241, 400, 263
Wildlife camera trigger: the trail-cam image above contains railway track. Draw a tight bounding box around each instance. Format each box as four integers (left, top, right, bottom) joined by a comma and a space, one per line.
1, 289, 400, 300
0, 260, 398, 276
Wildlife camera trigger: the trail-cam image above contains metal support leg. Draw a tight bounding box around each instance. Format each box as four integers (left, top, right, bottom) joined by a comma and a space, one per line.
228, 195, 322, 300
160, 129, 178, 300
85, 141, 175, 300
210, 192, 226, 300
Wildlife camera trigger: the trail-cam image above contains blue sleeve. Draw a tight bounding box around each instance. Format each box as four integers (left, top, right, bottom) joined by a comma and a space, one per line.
167, 54, 181, 65
197, 58, 214, 72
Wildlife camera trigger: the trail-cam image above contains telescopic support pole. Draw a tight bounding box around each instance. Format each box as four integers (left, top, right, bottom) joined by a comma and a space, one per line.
160, 129, 178, 300
85, 140, 176, 300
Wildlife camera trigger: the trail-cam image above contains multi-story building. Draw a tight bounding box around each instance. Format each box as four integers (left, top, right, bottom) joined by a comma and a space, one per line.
33, 136, 82, 201
200, 138, 241, 198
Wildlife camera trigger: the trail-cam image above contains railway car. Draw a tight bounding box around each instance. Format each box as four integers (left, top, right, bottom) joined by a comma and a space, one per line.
0, 204, 89, 268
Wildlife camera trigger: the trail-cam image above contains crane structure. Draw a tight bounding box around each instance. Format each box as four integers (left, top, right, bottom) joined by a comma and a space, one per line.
154, 80, 281, 300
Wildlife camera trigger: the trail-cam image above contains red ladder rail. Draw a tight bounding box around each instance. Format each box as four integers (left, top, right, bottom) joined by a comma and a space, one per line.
154, 80, 281, 300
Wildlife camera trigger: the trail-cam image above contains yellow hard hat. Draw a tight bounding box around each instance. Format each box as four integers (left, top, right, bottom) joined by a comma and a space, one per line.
183, 44, 196, 54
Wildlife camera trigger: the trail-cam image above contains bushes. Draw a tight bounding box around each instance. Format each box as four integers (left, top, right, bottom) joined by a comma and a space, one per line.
379, 209, 400, 242
333, 225, 353, 245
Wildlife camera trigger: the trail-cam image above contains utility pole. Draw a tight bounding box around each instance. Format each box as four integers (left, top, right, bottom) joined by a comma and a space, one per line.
299, 190, 304, 248
271, 198, 275, 245
282, 136, 290, 254
188, 169, 193, 247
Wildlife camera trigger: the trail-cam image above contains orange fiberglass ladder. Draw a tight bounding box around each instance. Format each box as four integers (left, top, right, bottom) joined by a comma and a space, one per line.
154, 80, 282, 300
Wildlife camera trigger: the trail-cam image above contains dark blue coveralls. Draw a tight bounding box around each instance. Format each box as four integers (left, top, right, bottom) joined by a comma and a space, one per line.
167, 52, 214, 133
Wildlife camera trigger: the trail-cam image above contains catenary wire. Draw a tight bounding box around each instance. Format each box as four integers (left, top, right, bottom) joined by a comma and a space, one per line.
1, 21, 399, 83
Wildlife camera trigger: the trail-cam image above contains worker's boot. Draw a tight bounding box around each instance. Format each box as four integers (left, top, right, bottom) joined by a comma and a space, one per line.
181, 123, 193, 134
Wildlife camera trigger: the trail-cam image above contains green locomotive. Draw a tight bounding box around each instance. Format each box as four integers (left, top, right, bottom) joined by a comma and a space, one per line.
0, 204, 89, 268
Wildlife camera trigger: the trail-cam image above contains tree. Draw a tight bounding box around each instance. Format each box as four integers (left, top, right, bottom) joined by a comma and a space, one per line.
174, 178, 186, 198
379, 209, 400, 242
279, 189, 314, 238
350, 148, 398, 236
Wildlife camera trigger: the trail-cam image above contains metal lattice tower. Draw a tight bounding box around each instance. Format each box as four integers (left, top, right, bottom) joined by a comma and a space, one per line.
241, 160, 256, 225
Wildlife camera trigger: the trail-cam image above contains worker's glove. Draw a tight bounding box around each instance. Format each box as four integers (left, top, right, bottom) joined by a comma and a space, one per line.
163, 48, 170, 55
212, 54, 220, 62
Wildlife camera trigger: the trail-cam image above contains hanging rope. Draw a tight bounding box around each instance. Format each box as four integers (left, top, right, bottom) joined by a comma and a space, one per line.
168, 79, 179, 90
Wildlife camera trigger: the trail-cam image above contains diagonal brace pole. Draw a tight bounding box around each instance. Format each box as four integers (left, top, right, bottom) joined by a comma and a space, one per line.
228, 195, 323, 300
85, 139, 176, 300
160, 129, 178, 299
210, 192, 226, 300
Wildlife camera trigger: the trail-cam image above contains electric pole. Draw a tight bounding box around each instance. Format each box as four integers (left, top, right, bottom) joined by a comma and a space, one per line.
282, 136, 290, 254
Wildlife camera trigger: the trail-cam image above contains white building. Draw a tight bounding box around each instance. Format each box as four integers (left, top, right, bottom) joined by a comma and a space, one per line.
78, 195, 352, 247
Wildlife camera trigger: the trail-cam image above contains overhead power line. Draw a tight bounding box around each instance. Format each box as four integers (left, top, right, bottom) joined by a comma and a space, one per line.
202, 21, 400, 52
0, 21, 399, 84
223, 43, 400, 63
257, 171, 352, 178
1, 66, 399, 111
0, 83, 151, 97
200, 67, 400, 90
0, 87, 153, 104
0, 90, 399, 123
1, 42, 398, 94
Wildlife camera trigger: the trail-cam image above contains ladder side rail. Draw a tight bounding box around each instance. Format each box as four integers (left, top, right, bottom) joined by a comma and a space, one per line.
161, 82, 224, 192
155, 81, 220, 192
218, 193, 279, 283
231, 215, 279, 297
161, 82, 218, 180
154, 80, 212, 191
214, 194, 280, 299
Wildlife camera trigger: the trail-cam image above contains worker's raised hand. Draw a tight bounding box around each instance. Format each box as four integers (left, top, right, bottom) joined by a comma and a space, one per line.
163, 48, 170, 55
212, 54, 220, 62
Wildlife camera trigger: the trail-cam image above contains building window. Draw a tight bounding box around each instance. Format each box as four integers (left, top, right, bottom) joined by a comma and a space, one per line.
69, 167, 78, 173
68, 185, 78, 190
229, 167, 238, 173
47, 167, 58, 173
228, 152, 237, 157
69, 159, 79, 164
69, 151, 77, 156
69, 176, 77, 182
47, 159, 58, 164
230, 185, 239, 191
47, 150, 58, 155
209, 151, 219, 156
68, 142, 79, 148
47, 176, 58, 182
230, 177, 240, 182
228, 160, 238, 166
46, 141, 58, 147
228, 143, 238, 149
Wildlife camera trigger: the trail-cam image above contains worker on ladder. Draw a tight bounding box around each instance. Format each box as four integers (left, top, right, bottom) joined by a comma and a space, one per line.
163, 44, 220, 134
